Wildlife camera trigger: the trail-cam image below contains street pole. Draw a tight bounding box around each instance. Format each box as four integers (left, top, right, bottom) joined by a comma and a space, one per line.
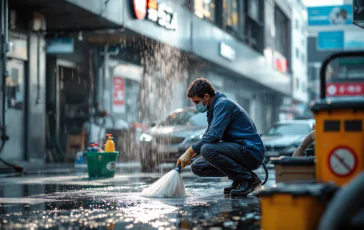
0, 0, 22, 172
100, 44, 110, 112
103, 44, 108, 111
0, 0, 9, 153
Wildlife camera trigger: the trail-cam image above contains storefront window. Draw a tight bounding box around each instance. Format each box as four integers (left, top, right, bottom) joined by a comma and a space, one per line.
223, 0, 239, 34
174, 0, 193, 9
295, 78, 300, 90
295, 19, 299, 29
248, 0, 259, 22
244, 0, 264, 53
6, 68, 21, 109
264, 0, 275, 48
275, 6, 290, 60
194, 0, 215, 21
124, 79, 140, 123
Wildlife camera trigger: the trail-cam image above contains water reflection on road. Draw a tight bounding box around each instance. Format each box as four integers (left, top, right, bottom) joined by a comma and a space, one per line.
0, 165, 274, 229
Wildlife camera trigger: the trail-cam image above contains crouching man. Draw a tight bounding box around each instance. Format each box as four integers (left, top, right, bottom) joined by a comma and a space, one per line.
176, 78, 267, 196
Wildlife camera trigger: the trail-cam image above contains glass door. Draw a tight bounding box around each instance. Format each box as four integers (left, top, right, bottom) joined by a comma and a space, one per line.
3, 59, 25, 160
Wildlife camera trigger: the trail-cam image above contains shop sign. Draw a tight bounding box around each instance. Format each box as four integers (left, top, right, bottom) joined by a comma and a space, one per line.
339, 57, 364, 65
344, 31, 364, 49
113, 76, 125, 113
317, 31, 364, 50
317, 31, 344, 50
219, 42, 236, 61
326, 82, 364, 96
8, 33, 28, 60
46, 37, 74, 54
308, 5, 353, 26
132, 0, 178, 31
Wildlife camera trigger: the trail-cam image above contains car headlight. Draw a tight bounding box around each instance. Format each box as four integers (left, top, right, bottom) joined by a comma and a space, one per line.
140, 133, 153, 142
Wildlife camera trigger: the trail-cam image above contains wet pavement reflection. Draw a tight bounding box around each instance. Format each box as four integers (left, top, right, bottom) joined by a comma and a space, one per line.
0, 165, 275, 229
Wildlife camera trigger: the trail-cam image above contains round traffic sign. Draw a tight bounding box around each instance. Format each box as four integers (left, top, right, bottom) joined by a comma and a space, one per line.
328, 146, 358, 177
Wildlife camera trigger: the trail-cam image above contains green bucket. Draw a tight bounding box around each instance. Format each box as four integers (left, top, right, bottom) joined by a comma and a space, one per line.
84, 151, 119, 178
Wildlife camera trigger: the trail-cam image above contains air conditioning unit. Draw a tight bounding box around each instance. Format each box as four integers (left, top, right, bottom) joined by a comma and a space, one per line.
353, 0, 364, 28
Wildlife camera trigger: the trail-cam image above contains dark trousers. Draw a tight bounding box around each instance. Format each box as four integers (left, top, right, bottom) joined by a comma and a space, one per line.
190, 142, 261, 182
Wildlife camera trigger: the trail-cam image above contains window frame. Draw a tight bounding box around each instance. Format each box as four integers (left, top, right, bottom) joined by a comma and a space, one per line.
193, 0, 217, 22
295, 19, 299, 30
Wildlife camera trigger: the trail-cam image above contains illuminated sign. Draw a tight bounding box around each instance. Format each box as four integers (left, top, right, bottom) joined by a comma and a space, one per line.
219, 42, 236, 61
326, 82, 364, 96
46, 37, 74, 54
132, 0, 147, 20
273, 51, 288, 73
131, 0, 178, 31
308, 5, 353, 26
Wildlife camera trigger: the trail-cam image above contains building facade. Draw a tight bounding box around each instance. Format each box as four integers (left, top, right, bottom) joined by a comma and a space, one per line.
307, 0, 364, 102
1, 0, 293, 163
289, 0, 308, 104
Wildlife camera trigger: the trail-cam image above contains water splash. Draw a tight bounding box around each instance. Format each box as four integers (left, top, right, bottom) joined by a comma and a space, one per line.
109, 40, 188, 166
139, 40, 188, 126
141, 169, 187, 198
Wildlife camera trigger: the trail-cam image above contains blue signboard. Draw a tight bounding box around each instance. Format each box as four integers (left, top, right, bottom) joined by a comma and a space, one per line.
345, 39, 364, 49
317, 31, 344, 50
344, 31, 364, 49
317, 30, 364, 50
46, 37, 74, 53
308, 5, 353, 26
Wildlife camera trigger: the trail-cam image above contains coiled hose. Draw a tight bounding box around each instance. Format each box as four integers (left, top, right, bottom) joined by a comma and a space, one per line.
261, 162, 268, 185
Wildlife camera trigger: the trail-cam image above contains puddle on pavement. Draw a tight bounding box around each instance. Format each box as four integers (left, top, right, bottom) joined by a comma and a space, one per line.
0, 171, 273, 229
1, 199, 260, 229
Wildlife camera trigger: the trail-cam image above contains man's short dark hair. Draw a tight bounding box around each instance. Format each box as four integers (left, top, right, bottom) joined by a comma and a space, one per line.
187, 78, 216, 98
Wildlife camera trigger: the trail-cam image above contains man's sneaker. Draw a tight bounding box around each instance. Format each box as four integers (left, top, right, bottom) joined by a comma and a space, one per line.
230, 175, 261, 196
224, 181, 239, 194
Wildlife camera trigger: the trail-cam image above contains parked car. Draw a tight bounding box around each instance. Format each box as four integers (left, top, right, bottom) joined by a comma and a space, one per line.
261, 119, 315, 161
139, 107, 207, 171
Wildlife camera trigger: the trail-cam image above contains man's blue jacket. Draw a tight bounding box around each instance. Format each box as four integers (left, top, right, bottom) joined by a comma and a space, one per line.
192, 92, 265, 162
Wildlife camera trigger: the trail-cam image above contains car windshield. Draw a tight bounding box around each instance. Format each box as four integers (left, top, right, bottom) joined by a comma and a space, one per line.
266, 123, 311, 136
161, 110, 208, 126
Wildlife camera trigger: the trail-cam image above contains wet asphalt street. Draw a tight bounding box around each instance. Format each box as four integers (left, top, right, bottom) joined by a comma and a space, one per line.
0, 164, 275, 229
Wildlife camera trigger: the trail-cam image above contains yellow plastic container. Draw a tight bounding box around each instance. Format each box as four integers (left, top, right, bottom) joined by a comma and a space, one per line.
311, 97, 364, 186
257, 182, 339, 230
104, 134, 115, 152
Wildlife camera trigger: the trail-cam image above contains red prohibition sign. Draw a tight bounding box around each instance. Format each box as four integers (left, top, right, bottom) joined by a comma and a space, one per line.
328, 146, 358, 177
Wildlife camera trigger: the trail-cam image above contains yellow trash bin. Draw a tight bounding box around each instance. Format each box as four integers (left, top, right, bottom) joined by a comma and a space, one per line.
256, 181, 339, 230
311, 97, 364, 186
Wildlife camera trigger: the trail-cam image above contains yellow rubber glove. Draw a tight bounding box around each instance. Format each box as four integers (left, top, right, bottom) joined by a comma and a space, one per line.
176, 147, 196, 169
